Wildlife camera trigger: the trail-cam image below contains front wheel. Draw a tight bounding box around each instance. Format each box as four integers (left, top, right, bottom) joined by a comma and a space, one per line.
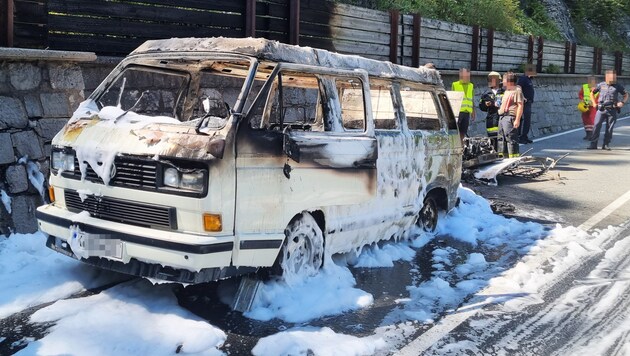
417, 195, 439, 232
278, 212, 324, 283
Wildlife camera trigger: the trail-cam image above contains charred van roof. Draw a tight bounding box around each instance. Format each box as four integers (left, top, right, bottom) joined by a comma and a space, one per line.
130, 37, 442, 86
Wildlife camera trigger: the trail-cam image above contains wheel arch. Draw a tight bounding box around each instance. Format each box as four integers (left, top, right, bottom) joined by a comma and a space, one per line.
308, 209, 326, 237
425, 185, 448, 211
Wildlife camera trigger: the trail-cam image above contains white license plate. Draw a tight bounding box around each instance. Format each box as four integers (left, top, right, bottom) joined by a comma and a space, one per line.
70, 227, 123, 260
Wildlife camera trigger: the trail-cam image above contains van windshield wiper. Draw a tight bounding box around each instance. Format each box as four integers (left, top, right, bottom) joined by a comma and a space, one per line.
196, 102, 232, 135
113, 91, 147, 123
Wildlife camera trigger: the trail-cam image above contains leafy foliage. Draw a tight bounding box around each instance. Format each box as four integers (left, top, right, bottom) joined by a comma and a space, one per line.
337, 0, 629, 49
544, 63, 563, 74
565, 0, 630, 51
565, 0, 630, 28
369, 0, 560, 38
518, 0, 563, 40
373, 0, 514, 31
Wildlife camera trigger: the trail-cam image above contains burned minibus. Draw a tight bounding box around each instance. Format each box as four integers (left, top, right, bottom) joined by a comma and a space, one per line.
36, 38, 462, 283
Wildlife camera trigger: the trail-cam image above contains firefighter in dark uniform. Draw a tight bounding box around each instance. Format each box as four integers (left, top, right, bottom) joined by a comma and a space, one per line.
479, 71, 504, 151
588, 70, 629, 150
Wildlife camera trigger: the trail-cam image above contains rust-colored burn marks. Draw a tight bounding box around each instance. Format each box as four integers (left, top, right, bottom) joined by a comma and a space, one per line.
131, 126, 226, 160
61, 118, 98, 142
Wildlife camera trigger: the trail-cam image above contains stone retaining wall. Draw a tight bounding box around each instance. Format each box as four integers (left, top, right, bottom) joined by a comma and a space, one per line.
0, 49, 97, 234
1, 49, 626, 235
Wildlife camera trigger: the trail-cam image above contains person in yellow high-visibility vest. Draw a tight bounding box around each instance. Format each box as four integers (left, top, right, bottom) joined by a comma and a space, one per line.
451, 68, 476, 140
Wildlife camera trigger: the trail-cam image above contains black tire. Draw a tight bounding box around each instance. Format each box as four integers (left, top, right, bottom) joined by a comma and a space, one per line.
277, 212, 324, 283
417, 195, 439, 232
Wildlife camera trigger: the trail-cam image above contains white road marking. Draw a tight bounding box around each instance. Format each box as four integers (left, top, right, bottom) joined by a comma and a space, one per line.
395, 307, 479, 356
396, 187, 630, 355
578, 189, 630, 231
531, 115, 629, 143
395, 240, 566, 356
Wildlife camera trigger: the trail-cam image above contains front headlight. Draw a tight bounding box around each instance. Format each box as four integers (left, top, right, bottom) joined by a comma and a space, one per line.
162, 167, 206, 193
163, 167, 180, 188
180, 171, 205, 191
52, 151, 75, 172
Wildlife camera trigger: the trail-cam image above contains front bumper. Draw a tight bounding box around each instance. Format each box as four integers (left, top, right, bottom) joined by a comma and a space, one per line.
36, 204, 255, 283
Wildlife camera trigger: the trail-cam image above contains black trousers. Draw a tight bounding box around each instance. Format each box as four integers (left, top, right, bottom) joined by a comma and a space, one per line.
519, 101, 532, 141
590, 108, 618, 146
498, 115, 520, 157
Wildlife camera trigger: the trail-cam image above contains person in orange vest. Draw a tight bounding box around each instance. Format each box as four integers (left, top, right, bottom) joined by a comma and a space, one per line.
578, 76, 598, 140
451, 68, 476, 140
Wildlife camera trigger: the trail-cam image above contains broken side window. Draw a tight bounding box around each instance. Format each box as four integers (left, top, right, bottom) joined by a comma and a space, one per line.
337, 77, 366, 131
438, 92, 458, 130
259, 71, 325, 132
99, 66, 189, 120
399, 83, 442, 131
369, 80, 399, 131
193, 61, 254, 129
241, 63, 275, 128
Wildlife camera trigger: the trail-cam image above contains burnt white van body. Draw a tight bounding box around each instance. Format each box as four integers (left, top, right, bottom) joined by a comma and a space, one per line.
36, 38, 462, 283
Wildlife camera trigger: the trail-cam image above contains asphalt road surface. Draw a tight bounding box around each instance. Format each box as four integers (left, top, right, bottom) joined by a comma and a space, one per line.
2, 118, 630, 355
398, 116, 630, 355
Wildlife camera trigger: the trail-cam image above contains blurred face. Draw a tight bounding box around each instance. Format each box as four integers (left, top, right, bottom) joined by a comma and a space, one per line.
488, 77, 500, 88
588, 77, 597, 88
505, 74, 516, 89
460, 69, 470, 83
525, 64, 536, 77
605, 70, 616, 84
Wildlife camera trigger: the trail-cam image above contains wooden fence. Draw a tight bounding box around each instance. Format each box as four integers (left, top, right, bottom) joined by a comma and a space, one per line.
1, 0, 629, 75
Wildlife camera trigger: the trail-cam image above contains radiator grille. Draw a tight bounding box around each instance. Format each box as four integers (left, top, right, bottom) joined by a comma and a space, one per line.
67, 157, 158, 189
65, 190, 177, 230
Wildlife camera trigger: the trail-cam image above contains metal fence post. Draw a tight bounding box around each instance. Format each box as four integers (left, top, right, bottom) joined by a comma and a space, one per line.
471, 25, 479, 71
536, 36, 544, 73
1, 0, 14, 47
389, 10, 399, 64
527, 35, 534, 64
245, 0, 256, 38
564, 41, 570, 73
570, 42, 576, 74
289, 0, 300, 45
411, 13, 421, 68
485, 28, 494, 71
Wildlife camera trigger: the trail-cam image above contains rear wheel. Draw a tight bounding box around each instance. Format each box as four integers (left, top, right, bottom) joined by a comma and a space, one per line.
417, 195, 439, 232
278, 212, 324, 283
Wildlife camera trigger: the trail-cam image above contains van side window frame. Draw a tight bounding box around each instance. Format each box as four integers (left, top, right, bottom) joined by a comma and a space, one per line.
437, 91, 458, 131
397, 81, 447, 132
244, 63, 373, 137
332, 76, 367, 132
369, 78, 403, 132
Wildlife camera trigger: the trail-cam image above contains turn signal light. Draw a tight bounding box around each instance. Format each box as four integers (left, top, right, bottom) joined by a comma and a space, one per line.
48, 186, 56, 203
203, 213, 222, 232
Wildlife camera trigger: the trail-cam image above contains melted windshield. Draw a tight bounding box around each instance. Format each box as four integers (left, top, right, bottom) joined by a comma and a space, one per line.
98, 66, 189, 120
96, 60, 259, 129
